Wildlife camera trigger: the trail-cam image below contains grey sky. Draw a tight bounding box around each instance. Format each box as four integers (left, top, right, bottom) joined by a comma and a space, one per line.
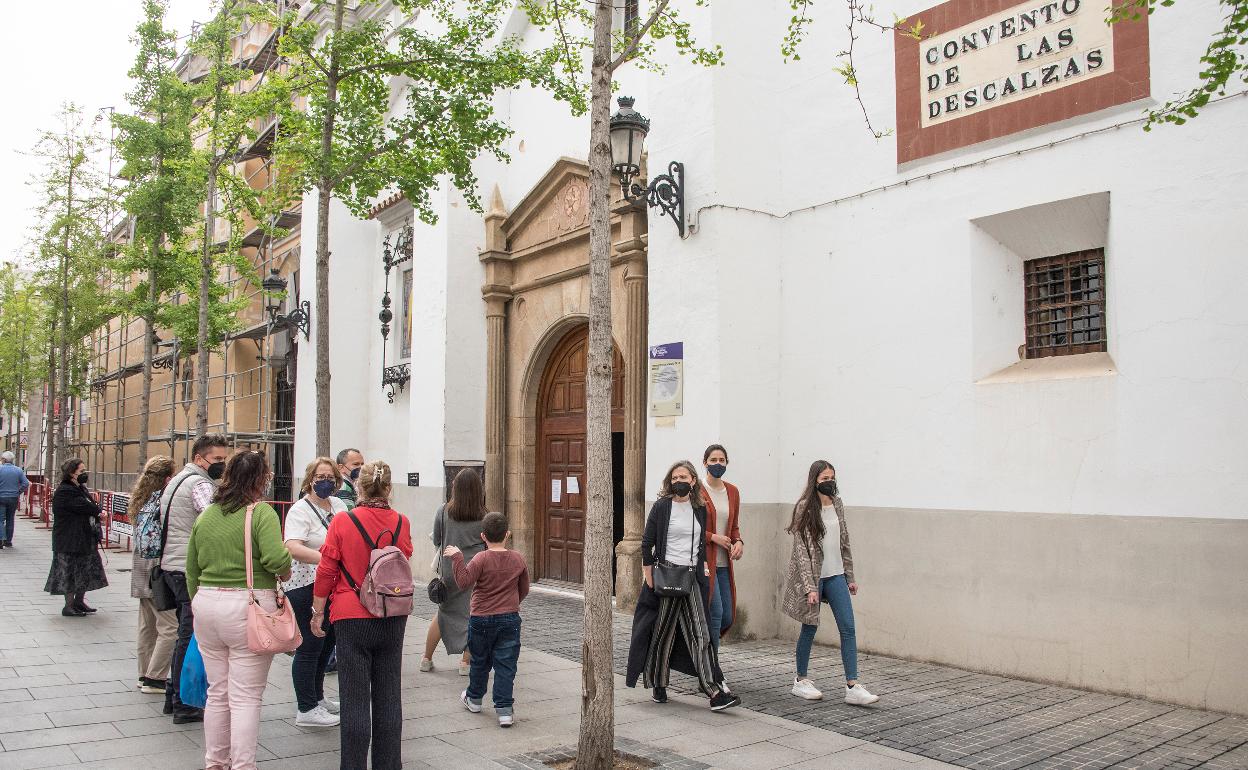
1, 1, 214, 265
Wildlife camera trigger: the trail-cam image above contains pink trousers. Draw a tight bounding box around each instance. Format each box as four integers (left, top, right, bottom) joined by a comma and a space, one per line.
193, 588, 278, 770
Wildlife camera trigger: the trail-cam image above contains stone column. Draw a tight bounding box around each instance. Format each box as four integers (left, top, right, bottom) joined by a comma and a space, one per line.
614, 202, 648, 610
479, 186, 512, 516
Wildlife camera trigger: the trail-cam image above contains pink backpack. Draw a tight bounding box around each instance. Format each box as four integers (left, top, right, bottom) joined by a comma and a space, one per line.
340, 511, 414, 618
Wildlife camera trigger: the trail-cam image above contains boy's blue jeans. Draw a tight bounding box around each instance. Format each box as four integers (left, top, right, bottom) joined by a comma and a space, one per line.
795, 574, 857, 681
465, 612, 522, 715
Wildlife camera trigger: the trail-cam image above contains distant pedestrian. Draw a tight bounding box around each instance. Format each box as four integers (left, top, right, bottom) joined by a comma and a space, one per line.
784, 460, 879, 705
160, 433, 231, 724
444, 511, 529, 727
625, 460, 741, 713
701, 444, 744, 652
334, 448, 364, 510
421, 468, 488, 675
283, 457, 346, 727
312, 460, 413, 770
187, 450, 292, 770
0, 449, 30, 548
44, 458, 107, 616
129, 456, 178, 695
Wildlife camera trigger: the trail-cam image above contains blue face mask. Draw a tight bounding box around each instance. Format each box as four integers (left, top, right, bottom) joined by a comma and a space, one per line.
707, 463, 727, 479
313, 479, 337, 499
349, 467, 361, 481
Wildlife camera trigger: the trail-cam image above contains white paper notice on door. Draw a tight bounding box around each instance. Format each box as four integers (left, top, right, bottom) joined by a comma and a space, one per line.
551, 479, 562, 503
567, 476, 580, 495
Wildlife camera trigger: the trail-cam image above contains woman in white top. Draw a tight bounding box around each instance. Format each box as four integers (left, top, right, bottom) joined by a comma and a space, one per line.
701, 444, 744, 652
284, 457, 348, 727
781, 460, 879, 705
624, 460, 741, 713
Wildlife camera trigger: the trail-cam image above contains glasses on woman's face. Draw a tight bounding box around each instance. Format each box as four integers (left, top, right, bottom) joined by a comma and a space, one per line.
313, 474, 335, 482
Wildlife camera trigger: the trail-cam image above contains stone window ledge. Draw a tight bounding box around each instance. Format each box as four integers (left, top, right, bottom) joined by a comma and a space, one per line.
977, 351, 1117, 385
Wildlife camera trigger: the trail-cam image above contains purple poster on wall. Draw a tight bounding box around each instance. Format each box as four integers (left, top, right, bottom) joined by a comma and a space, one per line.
649, 342, 683, 360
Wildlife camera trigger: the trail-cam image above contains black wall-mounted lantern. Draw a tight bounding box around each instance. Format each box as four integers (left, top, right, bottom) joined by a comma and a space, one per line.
379, 223, 414, 403
261, 269, 311, 341
610, 96, 685, 237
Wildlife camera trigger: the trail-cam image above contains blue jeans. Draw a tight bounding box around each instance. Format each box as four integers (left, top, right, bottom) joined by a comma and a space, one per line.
287, 584, 335, 712
465, 613, 521, 715
795, 574, 857, 681
706, 566, 733, 652
0, 496, 17, 543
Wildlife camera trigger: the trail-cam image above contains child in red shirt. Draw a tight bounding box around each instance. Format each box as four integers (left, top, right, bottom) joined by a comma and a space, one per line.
444, 511, 529, 727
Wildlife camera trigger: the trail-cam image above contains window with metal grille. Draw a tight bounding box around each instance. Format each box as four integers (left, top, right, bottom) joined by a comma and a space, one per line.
1024, 249, 1106, 358
625, 0, 640, 34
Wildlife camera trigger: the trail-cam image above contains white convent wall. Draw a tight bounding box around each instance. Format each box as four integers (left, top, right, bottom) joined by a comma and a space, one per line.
642, 0, 1248, 713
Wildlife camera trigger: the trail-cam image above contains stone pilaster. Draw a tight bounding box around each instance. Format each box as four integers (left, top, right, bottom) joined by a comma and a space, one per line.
614, 200, 648, 610
479, 186, 512, 517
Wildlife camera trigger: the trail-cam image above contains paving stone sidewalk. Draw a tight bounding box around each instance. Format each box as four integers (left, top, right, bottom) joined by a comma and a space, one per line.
412, 587, 1248, 770
0, 518, 956, 770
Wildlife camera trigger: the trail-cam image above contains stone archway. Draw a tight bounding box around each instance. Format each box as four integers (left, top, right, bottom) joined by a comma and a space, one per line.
479, 158, 649, 607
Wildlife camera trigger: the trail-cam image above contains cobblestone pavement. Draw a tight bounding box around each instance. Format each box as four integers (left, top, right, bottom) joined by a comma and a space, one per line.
411, 588, 1248, 770
0, 518, 959, 770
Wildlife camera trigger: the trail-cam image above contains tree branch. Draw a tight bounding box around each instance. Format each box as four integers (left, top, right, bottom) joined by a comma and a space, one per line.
610, 0, 671, 72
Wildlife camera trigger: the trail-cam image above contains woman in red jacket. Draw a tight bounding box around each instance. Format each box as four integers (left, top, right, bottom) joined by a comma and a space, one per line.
702, 444, 743, 652
311, 461, 412, 770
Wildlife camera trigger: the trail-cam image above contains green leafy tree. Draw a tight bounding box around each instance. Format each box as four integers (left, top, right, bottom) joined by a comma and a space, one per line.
1113, 0, 1248, 128
262, 0, 579, 456
113, 0, 204, 466
27, 104, 113, 480
512, 2, 721, 764
186, 0, 268, 434
0, 268, 50, 460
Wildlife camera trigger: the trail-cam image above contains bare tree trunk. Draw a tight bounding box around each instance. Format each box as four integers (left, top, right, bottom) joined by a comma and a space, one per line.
137, 266, 157, 467
313, 0, 345, 459
43, 350, 56, 482
197, 170, 216, 436
575, 3, 618, 768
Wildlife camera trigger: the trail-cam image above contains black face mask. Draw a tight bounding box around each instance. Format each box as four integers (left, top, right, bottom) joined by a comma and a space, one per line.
77, 472, 89, 486
816, 480, 838, 497
207, 461, 226, 481
670, 481, 692, 498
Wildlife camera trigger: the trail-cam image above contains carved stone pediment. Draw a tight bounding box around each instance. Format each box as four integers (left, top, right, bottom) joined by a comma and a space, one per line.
504, 158, 591, 255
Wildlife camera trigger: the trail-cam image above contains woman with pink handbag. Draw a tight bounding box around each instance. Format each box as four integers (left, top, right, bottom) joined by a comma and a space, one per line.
187, 451, 293, 770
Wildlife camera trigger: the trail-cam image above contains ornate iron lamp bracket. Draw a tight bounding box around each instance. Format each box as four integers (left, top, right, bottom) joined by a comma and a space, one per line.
622, 160, 685, 237
379, 223, 414, 401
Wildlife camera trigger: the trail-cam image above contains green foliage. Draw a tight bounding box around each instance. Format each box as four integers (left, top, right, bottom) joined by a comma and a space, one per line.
0, 268, 50, 414
112, 0, 204, 333
262, 0, 588, 223
1111, 0, 1248, 129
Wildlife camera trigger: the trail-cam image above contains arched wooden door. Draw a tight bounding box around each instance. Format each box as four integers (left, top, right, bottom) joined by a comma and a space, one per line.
537, 325, 623, 583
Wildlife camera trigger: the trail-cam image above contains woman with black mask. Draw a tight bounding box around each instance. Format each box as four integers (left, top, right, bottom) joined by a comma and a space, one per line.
625, 460, 741, 712
45, 458, 108, 616
783, 460, 879, 705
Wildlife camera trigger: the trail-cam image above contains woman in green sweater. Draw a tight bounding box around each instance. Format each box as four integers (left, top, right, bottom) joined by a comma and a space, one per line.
187, 450, 291, 770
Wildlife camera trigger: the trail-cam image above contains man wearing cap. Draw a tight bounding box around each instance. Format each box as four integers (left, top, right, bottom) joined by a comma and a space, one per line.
0, 451, 30, 549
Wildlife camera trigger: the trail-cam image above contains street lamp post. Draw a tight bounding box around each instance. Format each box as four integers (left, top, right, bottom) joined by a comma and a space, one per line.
609, 97, 686, 237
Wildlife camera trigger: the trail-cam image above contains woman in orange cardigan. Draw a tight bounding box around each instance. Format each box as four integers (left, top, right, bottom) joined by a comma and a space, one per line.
701, 444, 743, 652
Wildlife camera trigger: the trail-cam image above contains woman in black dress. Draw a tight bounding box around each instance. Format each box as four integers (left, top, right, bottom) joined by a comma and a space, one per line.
44, 458, 108, 616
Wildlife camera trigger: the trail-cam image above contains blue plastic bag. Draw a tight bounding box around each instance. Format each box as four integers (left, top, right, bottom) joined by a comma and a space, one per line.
180, 633, 208, 709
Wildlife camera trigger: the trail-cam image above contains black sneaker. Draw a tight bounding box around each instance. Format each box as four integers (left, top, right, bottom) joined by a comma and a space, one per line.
61, 606, 85, 617
172, 708, 204, 724
709, 691, 741, 712
651, 687, 667, 704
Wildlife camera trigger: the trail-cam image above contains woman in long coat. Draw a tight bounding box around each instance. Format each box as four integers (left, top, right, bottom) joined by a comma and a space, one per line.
45, 458, 108, 616
420, 468, 488, 674
625, 460, 741, 712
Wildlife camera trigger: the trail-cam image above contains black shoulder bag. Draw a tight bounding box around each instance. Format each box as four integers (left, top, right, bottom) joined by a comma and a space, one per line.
426, 506, 448, 604
652, 504, 698, 598
149, 474, 193, 611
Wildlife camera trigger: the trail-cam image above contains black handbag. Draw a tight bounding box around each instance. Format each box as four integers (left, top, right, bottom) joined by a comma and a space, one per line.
427, 506, 447, 604
652, 505, 699, 598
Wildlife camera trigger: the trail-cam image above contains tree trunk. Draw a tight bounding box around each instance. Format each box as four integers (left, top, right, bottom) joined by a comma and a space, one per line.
575, 3, 618, 768
197, 168, 217, 436
137, 266, 157, 467
42, 347, 56, 483
313, 0, 345, 459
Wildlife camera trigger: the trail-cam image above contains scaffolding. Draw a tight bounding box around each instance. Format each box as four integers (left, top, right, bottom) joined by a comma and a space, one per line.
70, 6, 303, 501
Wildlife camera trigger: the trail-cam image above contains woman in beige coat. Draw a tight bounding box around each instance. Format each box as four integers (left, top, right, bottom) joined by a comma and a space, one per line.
782, 460, 879, 705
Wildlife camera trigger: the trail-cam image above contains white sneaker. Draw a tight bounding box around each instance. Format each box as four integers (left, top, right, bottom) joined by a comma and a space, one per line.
419, 658, 434, 672
845, 684, 880, 706
319, 698, 340, 715
295, 705, 341, 727
461, 690, 481, 713
498, 713, 513, 728
791, 678, 823, 700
